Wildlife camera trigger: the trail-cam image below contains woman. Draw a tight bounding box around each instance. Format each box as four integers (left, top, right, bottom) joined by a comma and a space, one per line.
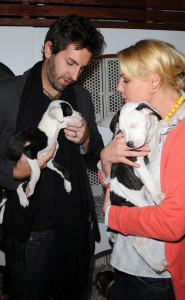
99, 39, 185, 300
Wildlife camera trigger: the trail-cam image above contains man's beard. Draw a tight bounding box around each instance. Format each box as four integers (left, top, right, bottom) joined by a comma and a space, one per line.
46, 55, 73, 92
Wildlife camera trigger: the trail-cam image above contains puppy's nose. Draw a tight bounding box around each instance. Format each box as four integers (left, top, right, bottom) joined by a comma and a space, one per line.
126, 141, 134, 148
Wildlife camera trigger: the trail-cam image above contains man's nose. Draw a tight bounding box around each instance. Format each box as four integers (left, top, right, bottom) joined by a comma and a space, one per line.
70, 68, 81, 82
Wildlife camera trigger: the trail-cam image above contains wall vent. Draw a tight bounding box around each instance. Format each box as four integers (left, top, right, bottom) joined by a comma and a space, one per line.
78, 56, 123, 195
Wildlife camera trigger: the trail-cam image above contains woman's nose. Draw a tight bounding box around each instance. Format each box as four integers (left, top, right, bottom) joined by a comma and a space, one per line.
117, 80, 124, 92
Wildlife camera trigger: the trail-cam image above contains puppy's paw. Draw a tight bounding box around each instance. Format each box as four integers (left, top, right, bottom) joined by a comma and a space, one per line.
154, 193, 165, 205
159, 192, 165, 202
154, 259, 169, 274
64, 180, 72, 193
110, 233, 117, 244
26, 185, 34, 198
107, 230, 117, 243
161, 259, 169, 267
17, 183, 29, 207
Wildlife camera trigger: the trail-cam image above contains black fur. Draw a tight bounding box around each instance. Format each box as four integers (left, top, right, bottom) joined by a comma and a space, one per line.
110, 156, 149, 207
136, 102, 162, 121
60, 102, 73, 117
52, 161, 70, 181
110, 191, 136, 207
6, 127, 48, 161
110, 110, 120, 134
111, 156, 149, 190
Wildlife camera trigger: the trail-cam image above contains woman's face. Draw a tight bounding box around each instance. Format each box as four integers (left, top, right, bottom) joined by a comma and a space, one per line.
117, 68, 153, 104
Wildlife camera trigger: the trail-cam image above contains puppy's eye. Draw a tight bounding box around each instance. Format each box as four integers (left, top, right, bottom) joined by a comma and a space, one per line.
62, 105, 72, 117
65, 107, 72, 116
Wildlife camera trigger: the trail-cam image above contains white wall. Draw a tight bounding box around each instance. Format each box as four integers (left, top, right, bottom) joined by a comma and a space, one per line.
1, 27, 185, 75
101, 28, 185, 55
0, 26, 185, 260
0, 26, 33, 75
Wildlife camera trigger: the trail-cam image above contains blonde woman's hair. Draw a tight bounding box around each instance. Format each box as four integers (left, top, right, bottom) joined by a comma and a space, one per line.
118, 39, 185, 92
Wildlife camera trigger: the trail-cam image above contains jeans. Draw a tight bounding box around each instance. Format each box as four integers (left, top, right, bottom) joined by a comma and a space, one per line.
6, 231, 56, 300
114, 269, 176, 300
6, 231, 85, 300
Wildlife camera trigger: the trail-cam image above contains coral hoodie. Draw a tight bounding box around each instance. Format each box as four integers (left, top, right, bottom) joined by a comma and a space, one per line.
107, 119, 185, 300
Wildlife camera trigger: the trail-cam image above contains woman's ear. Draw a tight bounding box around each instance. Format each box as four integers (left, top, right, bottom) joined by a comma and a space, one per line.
150, 72, 161, 90
44, 41, 53, 59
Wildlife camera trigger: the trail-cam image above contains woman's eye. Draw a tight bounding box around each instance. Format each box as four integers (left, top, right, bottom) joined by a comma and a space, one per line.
67, 61, 73, 66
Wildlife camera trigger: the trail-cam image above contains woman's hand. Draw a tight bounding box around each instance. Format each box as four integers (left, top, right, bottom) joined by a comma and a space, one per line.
13, 142, 56, 180
100, 132, 150, 177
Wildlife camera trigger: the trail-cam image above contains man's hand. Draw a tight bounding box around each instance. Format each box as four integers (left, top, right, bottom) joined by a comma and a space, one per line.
64, 118, 90, 152
13, 143, 56, 180
100, 132, 150, 177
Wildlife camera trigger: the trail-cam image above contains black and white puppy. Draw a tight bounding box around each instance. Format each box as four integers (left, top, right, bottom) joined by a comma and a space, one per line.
108, 101, 180, 273
6, 100, 82, 208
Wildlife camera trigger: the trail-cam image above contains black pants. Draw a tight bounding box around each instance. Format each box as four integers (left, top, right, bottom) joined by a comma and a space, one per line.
5, 231, 85, 300
114, 269, 176, 300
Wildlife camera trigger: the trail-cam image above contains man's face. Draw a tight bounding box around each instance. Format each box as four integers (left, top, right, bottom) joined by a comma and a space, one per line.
46, 43, 92, 92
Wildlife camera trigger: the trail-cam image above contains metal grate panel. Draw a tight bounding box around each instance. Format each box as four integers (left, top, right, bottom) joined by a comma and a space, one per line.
77, 59, 103, 122
85, 160, 100, 186
78, 57, 123, 195
103, 58, 123, 117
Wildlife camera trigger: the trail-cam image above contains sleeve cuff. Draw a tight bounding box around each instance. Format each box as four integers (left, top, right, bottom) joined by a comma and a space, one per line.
97, 160, 110, 188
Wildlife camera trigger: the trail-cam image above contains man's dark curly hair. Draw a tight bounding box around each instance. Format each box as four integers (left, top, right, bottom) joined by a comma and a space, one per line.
42, 14, 105, 59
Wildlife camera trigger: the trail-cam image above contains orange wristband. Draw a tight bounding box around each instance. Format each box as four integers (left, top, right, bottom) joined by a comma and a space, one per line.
98, 170, 110, 188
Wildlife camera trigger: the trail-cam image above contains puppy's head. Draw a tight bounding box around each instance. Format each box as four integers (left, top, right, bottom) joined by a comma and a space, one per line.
46, 100, 82, 129
119, 101, 161, 149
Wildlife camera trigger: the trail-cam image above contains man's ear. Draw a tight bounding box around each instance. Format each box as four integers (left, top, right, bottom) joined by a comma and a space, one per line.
44, 41, 53, 59
150, 72, 161, 90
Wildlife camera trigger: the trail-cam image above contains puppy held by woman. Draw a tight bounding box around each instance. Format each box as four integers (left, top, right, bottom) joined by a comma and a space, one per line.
98, 39, 185, 300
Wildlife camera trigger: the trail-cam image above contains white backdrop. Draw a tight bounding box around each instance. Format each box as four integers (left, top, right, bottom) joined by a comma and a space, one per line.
0, 27, 185, 75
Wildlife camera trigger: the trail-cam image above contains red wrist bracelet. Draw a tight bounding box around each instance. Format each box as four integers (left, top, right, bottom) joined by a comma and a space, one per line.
98, 170, 110, 188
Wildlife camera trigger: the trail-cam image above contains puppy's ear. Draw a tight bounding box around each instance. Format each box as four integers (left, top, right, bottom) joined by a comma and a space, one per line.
49, 106, 64, 122
110, 110, 120, 135
136, 102, 162, 120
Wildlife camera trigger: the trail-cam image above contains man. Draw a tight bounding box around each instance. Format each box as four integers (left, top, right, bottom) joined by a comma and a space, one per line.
0, 15, 105, 299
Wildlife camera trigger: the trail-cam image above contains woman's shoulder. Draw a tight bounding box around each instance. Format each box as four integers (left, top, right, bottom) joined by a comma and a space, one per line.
165, 118, 185, 150
175, 118, 185, 133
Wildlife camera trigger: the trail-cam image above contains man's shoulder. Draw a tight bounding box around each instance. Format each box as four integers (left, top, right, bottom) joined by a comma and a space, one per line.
73, 84, 91, 104
73, 84, 90, 96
